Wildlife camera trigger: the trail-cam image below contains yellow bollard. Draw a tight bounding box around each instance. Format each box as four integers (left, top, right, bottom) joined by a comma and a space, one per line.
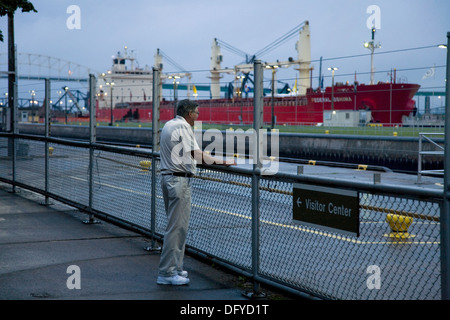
139, 160, 152, 171
393, 132, 398, 136
325, 130, 329, 134
49, 147, 54, 156
385, 214, 414, 239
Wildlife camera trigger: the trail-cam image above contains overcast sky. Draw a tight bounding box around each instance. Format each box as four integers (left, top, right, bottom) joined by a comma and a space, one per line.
1, 0, 449, 103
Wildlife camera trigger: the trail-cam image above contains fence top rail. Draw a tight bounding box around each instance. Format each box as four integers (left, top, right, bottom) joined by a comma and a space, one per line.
419, 132, 445, 135
203, 164, 443, 201
1, 132, 443, 201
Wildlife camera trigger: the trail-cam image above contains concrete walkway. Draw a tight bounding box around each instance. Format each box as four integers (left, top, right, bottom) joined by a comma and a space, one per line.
0, 183, 281, 301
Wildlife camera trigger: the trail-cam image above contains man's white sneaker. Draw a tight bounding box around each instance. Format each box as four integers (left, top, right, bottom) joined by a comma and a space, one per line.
178, 270, 188, 278
157, 274, 190, 286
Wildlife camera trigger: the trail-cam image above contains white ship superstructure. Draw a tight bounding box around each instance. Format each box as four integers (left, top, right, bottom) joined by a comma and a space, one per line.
97, 47, 191, 110
97, 47, 153, 109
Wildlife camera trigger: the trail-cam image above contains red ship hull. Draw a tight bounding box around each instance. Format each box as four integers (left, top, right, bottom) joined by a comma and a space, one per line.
96, 82, 420, 125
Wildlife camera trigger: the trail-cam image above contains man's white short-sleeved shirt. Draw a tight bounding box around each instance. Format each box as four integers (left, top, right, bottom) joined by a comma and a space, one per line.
160, 115, 200, 175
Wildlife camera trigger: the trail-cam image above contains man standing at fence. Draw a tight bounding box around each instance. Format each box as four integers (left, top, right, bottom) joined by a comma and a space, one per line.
157, 99, 235, 285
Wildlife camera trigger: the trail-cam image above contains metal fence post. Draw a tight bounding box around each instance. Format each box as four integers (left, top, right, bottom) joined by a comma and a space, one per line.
145, 67, 161, 251
83, 74, 99, 224
244, 59, 265, 298
418, 133, 423, 184
442, 31, 450, 300
11, 67, 17, 193
43, 78, 50, 205
8, 39, 18, 193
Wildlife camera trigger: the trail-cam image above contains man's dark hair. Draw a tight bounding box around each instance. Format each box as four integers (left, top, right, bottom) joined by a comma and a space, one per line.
176, 99, 199, 117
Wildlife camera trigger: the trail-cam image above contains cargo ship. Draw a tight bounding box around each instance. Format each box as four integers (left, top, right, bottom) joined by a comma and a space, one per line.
96, 21, 420, 126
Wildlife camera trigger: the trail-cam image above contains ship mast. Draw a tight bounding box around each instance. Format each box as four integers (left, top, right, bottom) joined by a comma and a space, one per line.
210, 38, 223, 99
295, 21, 311, 95
364, 27, 381, 85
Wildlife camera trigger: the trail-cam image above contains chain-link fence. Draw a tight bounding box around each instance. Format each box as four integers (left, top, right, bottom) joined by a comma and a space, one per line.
0, 133, 444, 300
1, 46, 449, 299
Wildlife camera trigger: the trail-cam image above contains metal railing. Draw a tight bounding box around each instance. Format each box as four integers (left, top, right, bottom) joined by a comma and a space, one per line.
417, 133, 444, 183
0, 131, 445, 300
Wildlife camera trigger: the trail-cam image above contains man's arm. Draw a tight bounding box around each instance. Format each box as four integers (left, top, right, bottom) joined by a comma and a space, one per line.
192, 149, 236, 166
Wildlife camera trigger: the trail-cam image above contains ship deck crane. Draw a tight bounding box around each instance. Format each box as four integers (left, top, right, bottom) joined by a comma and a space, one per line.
155, 49, 192, 97
212, 20, 312, 98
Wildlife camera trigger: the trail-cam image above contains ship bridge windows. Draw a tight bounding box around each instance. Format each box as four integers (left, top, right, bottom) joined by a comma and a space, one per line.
113, 58, 125, 65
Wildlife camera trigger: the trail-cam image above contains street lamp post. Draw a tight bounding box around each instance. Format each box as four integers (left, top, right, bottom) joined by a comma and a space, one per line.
328, 67, 338, 113
235, 75, 245, 124
106, 82, 115, 126
64, 86, 68, 124
265, 65, 279, 129
168, 76, 180, 117
30, 90, 35, 123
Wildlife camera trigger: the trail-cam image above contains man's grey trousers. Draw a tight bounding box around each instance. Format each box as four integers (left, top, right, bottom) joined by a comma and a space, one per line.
158, 175, 192, 277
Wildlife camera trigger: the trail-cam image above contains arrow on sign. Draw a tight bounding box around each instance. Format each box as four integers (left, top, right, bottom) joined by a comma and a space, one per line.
296, 197, 302, 208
